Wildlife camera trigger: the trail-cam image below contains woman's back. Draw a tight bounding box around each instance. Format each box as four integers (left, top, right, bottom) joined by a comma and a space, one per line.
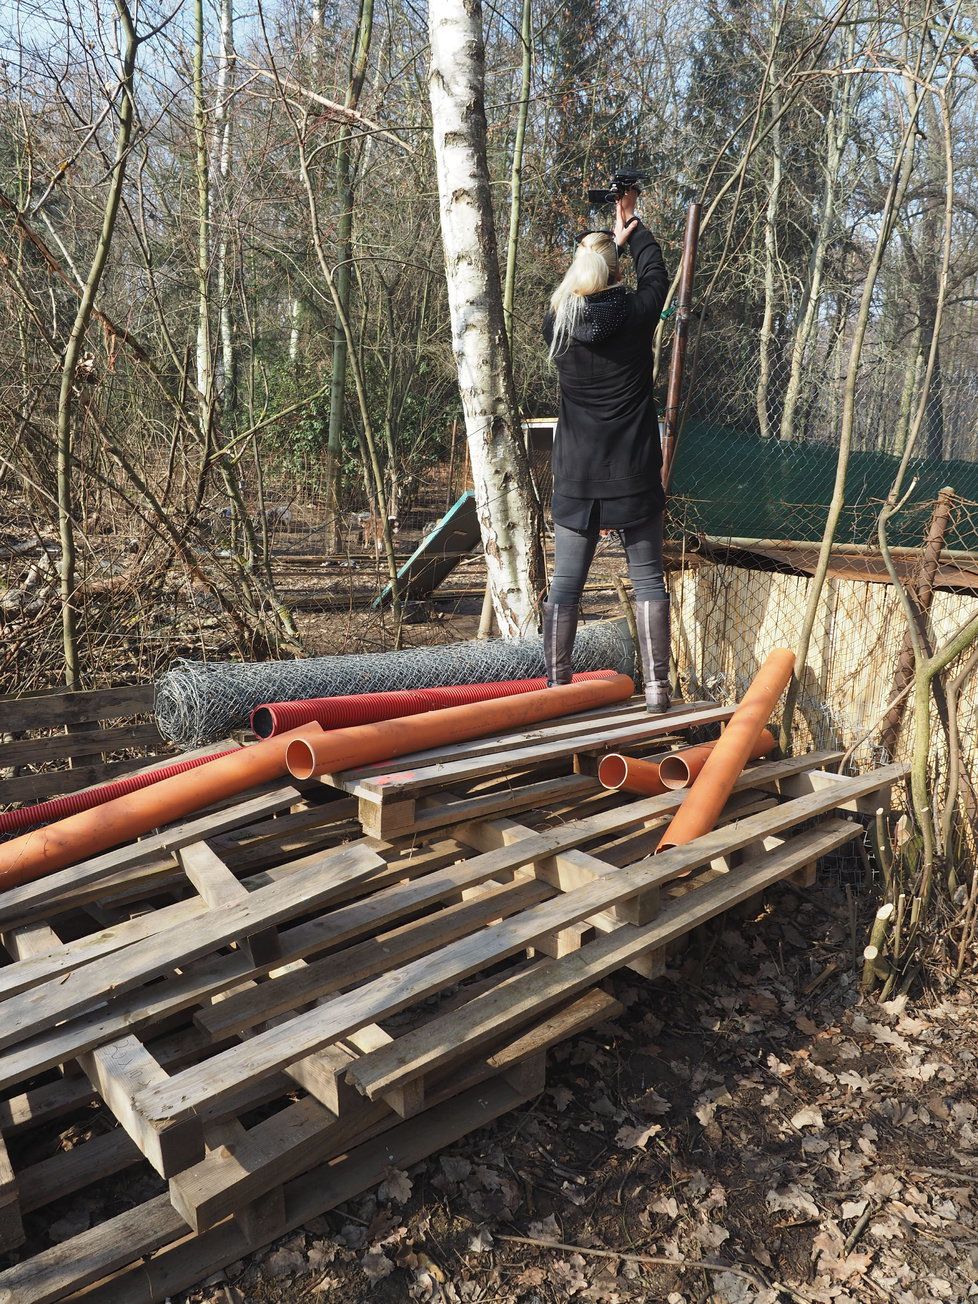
543, 223, 670, 501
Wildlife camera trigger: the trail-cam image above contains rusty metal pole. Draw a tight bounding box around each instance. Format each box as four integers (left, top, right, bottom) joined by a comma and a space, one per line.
660, 201, 702, 493
878, 485, 957, 760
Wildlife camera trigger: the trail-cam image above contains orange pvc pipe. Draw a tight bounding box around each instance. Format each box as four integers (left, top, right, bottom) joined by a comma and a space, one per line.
597, 753, 667, 796
0, 724, 326, 891
657, 649, 795, 853
658, 728, 776, 790
286, 673, 635, 780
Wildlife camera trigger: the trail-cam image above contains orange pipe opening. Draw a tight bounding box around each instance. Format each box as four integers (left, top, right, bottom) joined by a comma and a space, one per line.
286, 673, 635, 781
656, 649, 794, 854
597, 753, 667, 796
658, 728, 776, 790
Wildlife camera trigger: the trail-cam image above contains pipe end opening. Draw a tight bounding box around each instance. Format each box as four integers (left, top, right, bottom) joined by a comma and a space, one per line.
286, 738, 317, 781
658, 756, 691, 789
251, 707, 275, 739
597, 754, 628, 791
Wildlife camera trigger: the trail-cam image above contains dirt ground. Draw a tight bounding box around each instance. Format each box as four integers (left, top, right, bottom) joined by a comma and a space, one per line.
162, 878, 978, 1304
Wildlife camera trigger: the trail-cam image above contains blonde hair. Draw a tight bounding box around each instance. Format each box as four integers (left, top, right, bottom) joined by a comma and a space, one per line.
548, 232, 618, 358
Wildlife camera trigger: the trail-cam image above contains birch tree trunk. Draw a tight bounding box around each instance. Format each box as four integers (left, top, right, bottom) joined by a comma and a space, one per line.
428, 0, 544, 635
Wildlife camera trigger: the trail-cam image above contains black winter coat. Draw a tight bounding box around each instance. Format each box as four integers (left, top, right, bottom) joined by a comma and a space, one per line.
542, 223, 670, 512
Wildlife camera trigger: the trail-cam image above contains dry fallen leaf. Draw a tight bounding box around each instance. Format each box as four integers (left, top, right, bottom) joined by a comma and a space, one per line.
791, 1105, 825, 1130
615, 1121, 661, 1150
378, 1168, 413, 1205
361, 1247, 395, 1283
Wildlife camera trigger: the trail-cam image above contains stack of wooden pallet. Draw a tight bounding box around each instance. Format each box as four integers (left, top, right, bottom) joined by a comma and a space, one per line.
0, 693, 904, 1302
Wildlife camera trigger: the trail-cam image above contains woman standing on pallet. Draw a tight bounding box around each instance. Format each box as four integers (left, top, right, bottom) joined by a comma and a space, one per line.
542, 184, 671, 712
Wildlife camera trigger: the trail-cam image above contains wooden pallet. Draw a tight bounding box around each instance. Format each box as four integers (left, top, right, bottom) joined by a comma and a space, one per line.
0, 683, 172, 806
317, 697, 738, 837
0, 692, 906, 1302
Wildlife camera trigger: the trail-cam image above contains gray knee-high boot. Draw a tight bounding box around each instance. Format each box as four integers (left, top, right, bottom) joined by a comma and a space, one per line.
542, 601, 579, 686
634, 598, 672, 712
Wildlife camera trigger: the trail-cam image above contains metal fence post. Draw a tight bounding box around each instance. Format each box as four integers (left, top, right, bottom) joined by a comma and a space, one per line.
660, 202, 702, 493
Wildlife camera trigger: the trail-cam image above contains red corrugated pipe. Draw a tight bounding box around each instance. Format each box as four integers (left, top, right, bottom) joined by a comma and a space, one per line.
251, 672, 612, 738
0, 748, 237, 836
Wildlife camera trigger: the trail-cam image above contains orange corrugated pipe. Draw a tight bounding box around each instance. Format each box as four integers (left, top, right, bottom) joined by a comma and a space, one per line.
0, 673, 634, 891
657, 649, 794, 853
658, 728, 776, 790
597, 753, 667, 796
0, 724, 326, 891
286, 673, 635, 780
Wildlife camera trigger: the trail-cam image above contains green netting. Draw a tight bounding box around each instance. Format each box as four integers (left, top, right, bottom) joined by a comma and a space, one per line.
668, 420, 978, 549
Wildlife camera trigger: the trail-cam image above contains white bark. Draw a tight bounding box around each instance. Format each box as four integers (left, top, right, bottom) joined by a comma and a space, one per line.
428, 0, 543, 635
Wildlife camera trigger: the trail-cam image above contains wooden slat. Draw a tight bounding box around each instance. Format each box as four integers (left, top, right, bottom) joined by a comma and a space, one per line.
0, 757, 159, 805
17, 1127, 139, 1215
331, 702, 737, 800
346, 819, 861, 1101
0, 1130, 22, 1253
195, 876, 555, 1041
0, 683, 156, 733
333, 698, 719, 784
0, 784, 302, 930
0, 842, 384, 1051
0, 895, 208, 999
134, 765, 904, 1126
78, 1038, 203, 1178
0, 722, 165, 770
9, 1079, 530, 1304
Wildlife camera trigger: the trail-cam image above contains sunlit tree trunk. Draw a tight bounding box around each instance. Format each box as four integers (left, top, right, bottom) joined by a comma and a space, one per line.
324, 0, 375, 552
756, 89, 781, 438
56, 0, 139, 689
502, 0, 532, 344
428, 0, 544, 635
214, 0, 237, 425
779, 28, 855, 442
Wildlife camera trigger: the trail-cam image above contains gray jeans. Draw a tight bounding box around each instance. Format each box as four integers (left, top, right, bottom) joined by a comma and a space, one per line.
548, 507, 667, 604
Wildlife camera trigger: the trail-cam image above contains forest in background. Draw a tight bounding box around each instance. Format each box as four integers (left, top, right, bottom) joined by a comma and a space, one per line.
1, 0, 977, 687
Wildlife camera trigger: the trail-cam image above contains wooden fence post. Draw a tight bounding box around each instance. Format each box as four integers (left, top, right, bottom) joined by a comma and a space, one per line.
878, 486, 956, 760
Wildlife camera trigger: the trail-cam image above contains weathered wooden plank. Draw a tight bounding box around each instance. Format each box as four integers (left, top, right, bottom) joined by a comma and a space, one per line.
331, 699, 726, 787
332, 702, 738, 801
347, 818, 861, 1101
0, 784, 303, 930
17, 1127, 139, 1215
0, 757, 156, 805
0, 1130, 22, 1253
0, 683, 156, 733
135, 768, 903, 1125
0, 896, 208, 999
78, 1038, 204, 1178
49, 1079, 530, 1304
0, 842, 384, 1051
195, 876, 554, 1041
0, 722, 165, 770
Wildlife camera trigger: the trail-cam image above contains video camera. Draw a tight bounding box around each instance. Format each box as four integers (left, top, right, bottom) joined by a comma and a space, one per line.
587, 169, 649, 206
